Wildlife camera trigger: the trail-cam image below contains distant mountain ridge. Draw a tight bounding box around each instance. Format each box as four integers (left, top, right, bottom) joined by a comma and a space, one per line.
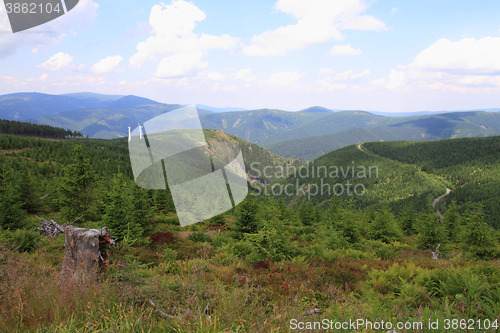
299, 106, 333, 113
106, 95, 160, 109
195, 104, 247, 113
1, 92, 500, 149
266, 112, 500, 160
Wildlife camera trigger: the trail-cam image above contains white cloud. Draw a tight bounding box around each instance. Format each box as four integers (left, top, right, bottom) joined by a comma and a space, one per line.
457, 75, 499, 86
242, 0, 385, 56
130, 0, 238, 77
39, 73, 48, 81
385, 69, 406, 90
333, 70, 353, 80
391, 7, 398, 14
197, 68, 258, 83
333, 69, 370, 80
91, 56, 123, 74
408, 37, 500, 75
38, 52, 74, 71
329, 44, 361, 56
0, 0, 98, 58
319, 67, 333, 75
317, 80, 346, 91
370, 77, 386, 85
206, 70, 226, 81
50, 75, 105, 86
232, 68, 257, 82
266, 71, 304, 87
351, 69, 371, 79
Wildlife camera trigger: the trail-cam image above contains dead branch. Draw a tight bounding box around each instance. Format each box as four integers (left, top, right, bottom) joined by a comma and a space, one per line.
40, 194, 50, 200
34, 215, 65, 236
69, 215, 83, 225
204, 302, 210, 314
431, 243, 441, 261
173, 306, 194, 315
147, 298, 176, 320
303, 308, 321, 317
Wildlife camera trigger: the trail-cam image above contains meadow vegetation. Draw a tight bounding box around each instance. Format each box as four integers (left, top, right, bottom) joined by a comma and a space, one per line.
1, 131, 500, 332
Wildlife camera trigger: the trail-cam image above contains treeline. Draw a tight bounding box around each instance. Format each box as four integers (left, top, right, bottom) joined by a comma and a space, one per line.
0, 135, 133, 179
0, 142, 176, 242
0, 119, 82, 138
363, 136, 500, 172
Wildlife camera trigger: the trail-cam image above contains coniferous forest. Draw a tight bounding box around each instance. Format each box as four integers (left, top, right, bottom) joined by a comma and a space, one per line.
1, 124, 500, 332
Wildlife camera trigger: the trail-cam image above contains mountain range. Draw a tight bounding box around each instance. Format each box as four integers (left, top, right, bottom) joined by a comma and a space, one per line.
1, 92, 500, 159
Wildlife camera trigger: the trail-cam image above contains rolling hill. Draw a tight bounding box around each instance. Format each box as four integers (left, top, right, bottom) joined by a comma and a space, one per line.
363, 136, 500, 228
29, 102, 183, 139
0, 92, 117, 120
3, 92, 500, 152
267, 135, 500, 228
266, 112, 500, 160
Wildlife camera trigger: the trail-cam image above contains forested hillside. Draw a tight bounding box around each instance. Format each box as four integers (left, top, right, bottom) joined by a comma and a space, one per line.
0, 119, 82, 138
2, 131, 500, 332
267, 112, 500, 160
363, 136, 500, 228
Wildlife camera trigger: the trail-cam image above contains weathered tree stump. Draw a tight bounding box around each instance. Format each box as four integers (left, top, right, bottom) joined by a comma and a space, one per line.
61, 226, 114, 283
35, 216, 115, 283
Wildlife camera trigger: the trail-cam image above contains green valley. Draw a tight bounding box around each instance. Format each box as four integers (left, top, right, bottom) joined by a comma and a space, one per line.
2, 118, 500, 333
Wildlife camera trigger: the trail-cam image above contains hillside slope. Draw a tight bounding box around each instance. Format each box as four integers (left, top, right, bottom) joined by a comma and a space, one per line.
0, 92, 114, 120
363, 136, 500, 227
266, 112, 500, 160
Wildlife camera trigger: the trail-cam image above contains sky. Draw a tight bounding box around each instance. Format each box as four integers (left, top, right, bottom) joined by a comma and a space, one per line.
0, 0, 500, 112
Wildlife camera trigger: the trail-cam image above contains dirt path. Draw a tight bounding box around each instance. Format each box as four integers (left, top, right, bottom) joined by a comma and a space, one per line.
433, 188, 451, 219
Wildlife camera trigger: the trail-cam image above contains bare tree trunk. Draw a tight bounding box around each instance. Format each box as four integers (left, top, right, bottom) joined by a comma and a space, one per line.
35, 216, 114, 284
61, 226, 114, 283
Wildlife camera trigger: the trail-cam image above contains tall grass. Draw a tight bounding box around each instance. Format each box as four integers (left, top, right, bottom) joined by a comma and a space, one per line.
2, 235, 500, 332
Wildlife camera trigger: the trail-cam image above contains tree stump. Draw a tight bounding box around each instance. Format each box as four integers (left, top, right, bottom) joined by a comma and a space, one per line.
61, 226, 114, 283
35, 216, 115, 283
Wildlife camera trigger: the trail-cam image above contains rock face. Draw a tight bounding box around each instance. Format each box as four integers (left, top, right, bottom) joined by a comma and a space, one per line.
61, 226, 114, 283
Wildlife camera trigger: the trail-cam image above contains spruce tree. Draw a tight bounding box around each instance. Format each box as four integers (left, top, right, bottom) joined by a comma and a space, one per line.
298, 199, 318, 226
443, 201, 460, 241
129, 184, 154, 236
400, 208, 418, 236
153, 188, 176, 213
245, 217, 294, 262
416, 212, 445, 250
17, 161, 41, 212
59, 145, 96, 222
369, 203, 403, 243
102, 173, 143, 240
460, 204, 498, 259
0, 163, 25, 230
235, 196, 260, 236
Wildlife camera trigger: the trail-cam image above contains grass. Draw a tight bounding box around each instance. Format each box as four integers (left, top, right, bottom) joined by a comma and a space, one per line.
2, 229, 500, 332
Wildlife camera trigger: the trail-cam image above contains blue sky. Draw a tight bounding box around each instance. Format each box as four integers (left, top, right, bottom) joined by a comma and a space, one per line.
1, 0, 500, 112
